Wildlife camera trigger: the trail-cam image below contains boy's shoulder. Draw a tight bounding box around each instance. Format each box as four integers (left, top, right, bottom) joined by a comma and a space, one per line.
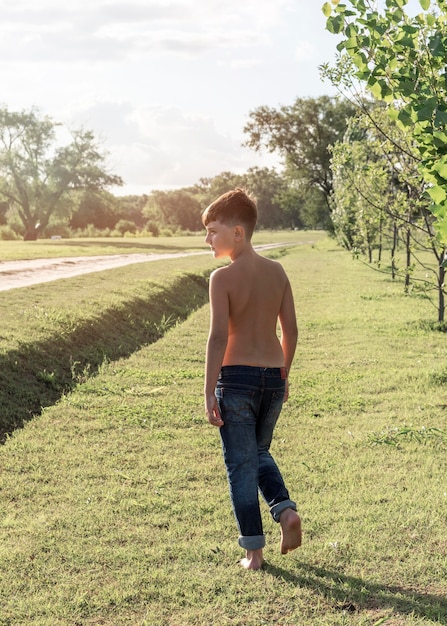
211, 255, 286, 283
209, 264, 232, 289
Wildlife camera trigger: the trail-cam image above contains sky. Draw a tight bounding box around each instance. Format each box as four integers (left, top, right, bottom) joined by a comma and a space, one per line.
0, 0, 422, 196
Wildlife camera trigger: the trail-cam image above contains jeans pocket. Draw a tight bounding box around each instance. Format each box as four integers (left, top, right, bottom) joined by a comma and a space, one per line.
216, 385, 256, 425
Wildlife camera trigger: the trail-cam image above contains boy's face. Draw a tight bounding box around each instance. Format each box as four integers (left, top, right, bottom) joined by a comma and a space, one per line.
204, 220, 238, 259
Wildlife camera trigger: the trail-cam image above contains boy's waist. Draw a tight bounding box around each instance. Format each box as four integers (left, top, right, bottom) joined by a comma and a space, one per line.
219, 365, 288, 379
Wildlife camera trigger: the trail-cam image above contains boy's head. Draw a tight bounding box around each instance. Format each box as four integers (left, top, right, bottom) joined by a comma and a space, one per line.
202, 188, 258, 240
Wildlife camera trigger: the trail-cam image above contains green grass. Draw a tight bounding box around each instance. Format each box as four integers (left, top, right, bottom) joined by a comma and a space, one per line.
1, 233, 447, 625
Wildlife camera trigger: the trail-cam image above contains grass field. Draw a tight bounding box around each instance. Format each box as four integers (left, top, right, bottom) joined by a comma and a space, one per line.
0, 230, 312, 261
1, 232, 446, 625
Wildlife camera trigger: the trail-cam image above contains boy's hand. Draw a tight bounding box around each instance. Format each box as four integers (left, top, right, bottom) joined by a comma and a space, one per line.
205, 394, 224, 428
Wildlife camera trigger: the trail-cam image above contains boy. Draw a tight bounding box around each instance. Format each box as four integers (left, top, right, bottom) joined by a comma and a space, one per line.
202, 188, 301, 570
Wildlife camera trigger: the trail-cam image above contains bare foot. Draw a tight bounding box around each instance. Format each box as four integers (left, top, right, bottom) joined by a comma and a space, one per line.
240, 549, 264, 570
279, 508, 302, 554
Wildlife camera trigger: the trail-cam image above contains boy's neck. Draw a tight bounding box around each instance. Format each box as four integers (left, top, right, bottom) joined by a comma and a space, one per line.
229, 240, 255, 262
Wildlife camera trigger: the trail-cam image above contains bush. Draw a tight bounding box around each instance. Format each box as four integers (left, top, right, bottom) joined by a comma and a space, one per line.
146, 221, 160, 237
115, 220, 137, 235
73, 226, 112, 238
0, 225, 20, 240
137, 229, 155, 238
43, 224, 72, 239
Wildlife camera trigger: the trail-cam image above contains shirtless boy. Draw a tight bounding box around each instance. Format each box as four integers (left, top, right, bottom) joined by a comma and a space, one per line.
202, 188, 301, 570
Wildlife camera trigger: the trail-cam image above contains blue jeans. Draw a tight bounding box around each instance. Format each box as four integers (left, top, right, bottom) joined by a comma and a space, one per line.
215, 366, 297, 551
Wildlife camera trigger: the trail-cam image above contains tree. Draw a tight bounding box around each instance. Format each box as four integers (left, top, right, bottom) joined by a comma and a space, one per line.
332, 106, 422, 259
323, 0, 447, 320
69, 190, 119, 231
0, 106, 123, 240
196, 168, 290, 229
243, 96, 356, 223
241, 167, 290, 229
196, 172, 245, 207
148, 189, 203, 231
114, 195, 148, 230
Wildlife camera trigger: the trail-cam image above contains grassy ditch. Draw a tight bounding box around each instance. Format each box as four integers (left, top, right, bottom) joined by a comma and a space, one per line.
1, 235, 446, 625
0, 255, 213, 441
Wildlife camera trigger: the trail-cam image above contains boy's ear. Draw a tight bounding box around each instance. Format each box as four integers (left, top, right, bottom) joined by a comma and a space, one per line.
234, 225, 245, 240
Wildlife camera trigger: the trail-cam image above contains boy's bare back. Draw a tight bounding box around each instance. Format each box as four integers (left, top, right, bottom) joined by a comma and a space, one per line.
209, 249, 296, 369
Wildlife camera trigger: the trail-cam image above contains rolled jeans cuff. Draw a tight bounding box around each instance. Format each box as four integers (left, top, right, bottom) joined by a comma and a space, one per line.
270, 500, 297, 523
238, 534, 266, 550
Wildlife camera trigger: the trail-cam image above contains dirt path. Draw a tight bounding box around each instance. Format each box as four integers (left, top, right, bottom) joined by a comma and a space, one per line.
0, 243, 294, 292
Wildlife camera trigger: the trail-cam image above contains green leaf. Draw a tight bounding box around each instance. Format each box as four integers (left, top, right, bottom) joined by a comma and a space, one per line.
388, 106, 399, 121
416, 98, 437, 122
322, 2, 333, 17
358, 34, 371, 48
427, 185, 447, 204
399, 79, 417, 97
433, 158, 447, 180
390, 8, 404, 23
435, 108, 447, 128
345, 36, 359, 49
402, 24, 419, 35
352, 53, 368, 71
432, 203, 447, 219
367, 77, 393, 101
431, 203, 447, 245
419, 0, 431, 9
397, 108, 413, 128
386, 0, 406, 7
345, 23, 358, 38
435, 218, 447, 245
433, 130, 447, 148
368, 79, 383, 100
355, 70, 371, 80
326, 14, 344, 34
429, 34, 445, 57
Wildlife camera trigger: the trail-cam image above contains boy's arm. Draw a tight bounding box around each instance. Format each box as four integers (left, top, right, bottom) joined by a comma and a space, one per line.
278, 277, 298, 398
204, 270, 229, 426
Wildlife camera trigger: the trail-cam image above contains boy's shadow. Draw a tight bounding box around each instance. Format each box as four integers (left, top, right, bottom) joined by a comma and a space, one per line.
264, 561, 447, 622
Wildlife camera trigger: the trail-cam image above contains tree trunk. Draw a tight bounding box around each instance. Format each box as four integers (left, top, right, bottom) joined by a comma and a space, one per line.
405, 226, 411, 293
24, 226, 39, 241
377, 213, 383, 267
391, 221, 397, 280
438, 249, 446, 323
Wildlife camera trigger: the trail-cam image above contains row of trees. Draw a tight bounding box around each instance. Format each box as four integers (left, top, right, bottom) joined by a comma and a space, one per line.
322, 0, 447, 323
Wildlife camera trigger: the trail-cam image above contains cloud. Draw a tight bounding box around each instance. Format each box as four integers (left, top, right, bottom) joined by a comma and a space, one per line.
68, 100, 264, 190
0, 0, 286, 64
118, 106, 253, 187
